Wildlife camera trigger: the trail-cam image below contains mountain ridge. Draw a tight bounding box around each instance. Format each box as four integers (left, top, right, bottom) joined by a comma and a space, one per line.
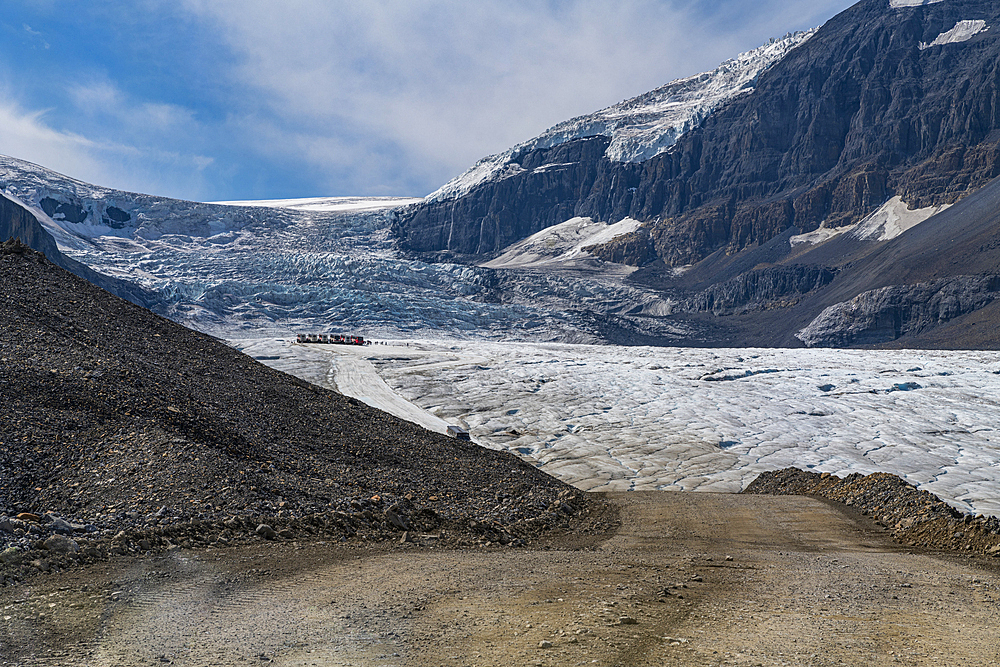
398, 0, 1000, 267
390, 0, 1000, 348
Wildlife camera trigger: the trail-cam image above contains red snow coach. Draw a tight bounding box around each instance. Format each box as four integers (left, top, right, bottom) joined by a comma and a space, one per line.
296, 333, 369, 345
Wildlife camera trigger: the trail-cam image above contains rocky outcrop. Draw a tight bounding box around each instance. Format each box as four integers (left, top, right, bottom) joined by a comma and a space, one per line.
0, 193, 65, 259
394, 137, 611, 256
39, 195, 133, 229
682, 265, 837, 316
397, 0, 1000, 267
796, 275, 1000, 347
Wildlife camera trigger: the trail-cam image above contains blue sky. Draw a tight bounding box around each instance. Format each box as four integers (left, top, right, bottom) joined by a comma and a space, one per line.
0, 1, 854, 202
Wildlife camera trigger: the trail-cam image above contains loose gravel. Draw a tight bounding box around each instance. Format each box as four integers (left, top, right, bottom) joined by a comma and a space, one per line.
744, 467, 1000, 557
0, 239, 602, 586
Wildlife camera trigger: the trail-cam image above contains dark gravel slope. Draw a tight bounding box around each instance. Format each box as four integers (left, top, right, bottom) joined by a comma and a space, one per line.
0, 239, 596, 579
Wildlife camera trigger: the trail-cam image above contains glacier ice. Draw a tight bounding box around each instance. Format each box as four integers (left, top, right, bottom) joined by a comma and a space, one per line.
250, 339, 1000, 518
1, 154, 677, 344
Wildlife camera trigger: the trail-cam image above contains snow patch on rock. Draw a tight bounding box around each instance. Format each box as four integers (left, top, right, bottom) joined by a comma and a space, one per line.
920, 20, 989, 49
891, 0, 945, 8
427, 30, 816, 203
852, 196, 950, 241
790, 197, 950, 247
482, 217, 643, 270
789, 226, 853, 247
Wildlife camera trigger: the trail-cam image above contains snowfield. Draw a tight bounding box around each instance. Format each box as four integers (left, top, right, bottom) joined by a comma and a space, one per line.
481, 216, 644, 271
236, 338, 1000, 519
211, 196, 424, 213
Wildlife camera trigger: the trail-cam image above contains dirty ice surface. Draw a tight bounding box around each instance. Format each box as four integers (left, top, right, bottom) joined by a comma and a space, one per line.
235, 338, 1000, 518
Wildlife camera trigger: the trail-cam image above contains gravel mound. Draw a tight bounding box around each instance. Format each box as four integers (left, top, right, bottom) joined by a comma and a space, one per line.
0, 239, 599, 584
744, 467, 1000, 557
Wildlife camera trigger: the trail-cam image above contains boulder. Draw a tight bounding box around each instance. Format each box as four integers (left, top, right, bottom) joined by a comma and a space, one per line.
43, 534, 80, 555
0, 547, 22, 565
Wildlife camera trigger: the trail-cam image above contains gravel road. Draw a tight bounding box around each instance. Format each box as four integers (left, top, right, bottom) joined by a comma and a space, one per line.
3, 491, 998, 666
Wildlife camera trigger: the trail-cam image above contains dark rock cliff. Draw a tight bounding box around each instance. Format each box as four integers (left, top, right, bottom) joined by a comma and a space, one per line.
396, 0, 1000, 267
681, 265, 838, 316
796, 275, 1000, 347
0, 193, 156, 309
395, 137, 611, 256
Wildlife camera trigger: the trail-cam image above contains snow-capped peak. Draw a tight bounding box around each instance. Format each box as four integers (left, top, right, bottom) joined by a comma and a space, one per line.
426, 30, 817, 204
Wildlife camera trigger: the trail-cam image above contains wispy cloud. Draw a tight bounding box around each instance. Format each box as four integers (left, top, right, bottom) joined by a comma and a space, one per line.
22, 23, 50, 49
0, 100, 100, 175
0, 1, 854, 200
0, 91, 214, 199
176, 0, 853, 196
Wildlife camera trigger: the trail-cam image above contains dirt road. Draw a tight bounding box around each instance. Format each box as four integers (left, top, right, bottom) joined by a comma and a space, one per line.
3, 492, 999, 666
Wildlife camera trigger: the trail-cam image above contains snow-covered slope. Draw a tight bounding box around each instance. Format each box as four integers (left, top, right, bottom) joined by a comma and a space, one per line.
919, 19, 990, 50
481, 217, 643, 271
890, 0, 944, 8
212, 196, 424, 212
427, 30, 816, 203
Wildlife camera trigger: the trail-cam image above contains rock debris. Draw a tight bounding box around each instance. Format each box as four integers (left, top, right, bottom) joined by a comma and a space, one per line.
0, 239, 600, 585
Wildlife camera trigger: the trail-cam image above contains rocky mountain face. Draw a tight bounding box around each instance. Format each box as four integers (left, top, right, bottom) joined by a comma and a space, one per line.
392, 0, 1000, 348
398, 0, 1000, 267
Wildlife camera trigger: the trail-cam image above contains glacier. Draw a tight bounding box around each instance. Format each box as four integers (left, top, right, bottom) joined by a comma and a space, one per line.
0, 154, 681, 344
238, 338, 1000, 519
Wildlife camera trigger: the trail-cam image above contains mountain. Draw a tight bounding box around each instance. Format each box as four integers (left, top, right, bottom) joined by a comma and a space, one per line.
0, 154, 690, 345
392, 0, 1000, 348
394, 30, 816, 258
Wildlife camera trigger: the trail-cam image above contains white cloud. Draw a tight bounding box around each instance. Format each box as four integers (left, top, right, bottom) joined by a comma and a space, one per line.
0, 101, 106, 180
176, 0, 854, 195
68, 80, 202, 137
0, 0, 855, 199
0, 92, 214, 199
